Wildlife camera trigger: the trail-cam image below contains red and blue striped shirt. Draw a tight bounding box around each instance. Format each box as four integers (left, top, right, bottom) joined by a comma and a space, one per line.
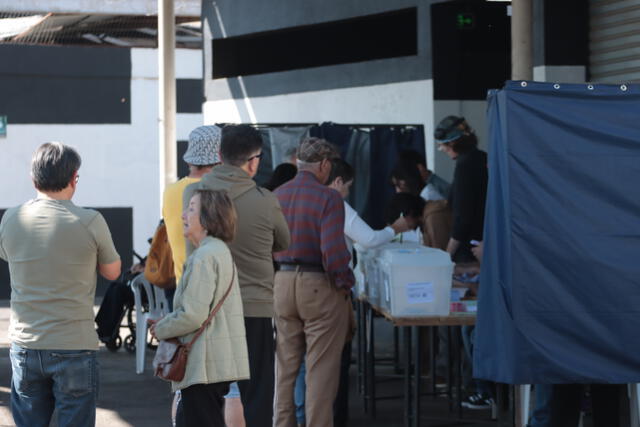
274, 171, 354, 289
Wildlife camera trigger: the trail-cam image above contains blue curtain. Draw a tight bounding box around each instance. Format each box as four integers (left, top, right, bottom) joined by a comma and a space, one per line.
474, 81, 640, 384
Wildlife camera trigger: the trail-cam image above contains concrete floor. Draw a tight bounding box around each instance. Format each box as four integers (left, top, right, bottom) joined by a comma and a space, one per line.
0, 300, 498, 427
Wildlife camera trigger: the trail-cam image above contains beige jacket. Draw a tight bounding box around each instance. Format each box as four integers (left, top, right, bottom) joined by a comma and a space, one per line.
184, 164, 290, 317
154, 236, 250, 392
422, 199, 452, 251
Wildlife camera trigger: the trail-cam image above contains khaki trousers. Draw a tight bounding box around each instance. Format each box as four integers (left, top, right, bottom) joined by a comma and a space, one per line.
273, 270, 349, 427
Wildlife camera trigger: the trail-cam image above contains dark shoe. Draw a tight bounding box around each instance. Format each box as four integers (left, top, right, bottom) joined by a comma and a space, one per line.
434, 375, 447, 389
461, 392, 493, 410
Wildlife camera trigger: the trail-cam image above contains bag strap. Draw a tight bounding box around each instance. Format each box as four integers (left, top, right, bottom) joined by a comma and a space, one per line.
185, 261, 236, 350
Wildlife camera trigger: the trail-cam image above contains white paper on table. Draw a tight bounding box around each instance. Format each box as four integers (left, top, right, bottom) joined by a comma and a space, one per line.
405, 282, 434, 304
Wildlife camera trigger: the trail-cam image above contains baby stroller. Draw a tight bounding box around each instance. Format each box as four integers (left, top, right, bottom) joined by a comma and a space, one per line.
95, 251, 144, 353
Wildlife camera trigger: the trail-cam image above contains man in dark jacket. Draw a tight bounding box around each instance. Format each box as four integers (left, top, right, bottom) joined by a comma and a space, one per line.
435, 115, 488, 262
184, 124, 290, 427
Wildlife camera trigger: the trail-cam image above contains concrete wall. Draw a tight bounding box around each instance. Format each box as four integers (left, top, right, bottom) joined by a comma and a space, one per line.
201, 0, 512, 182
0, 47, 203, 262
202, 0, 440, 168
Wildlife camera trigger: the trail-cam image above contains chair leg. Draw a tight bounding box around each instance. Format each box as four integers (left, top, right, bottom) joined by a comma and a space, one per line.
136, 311, 147, 374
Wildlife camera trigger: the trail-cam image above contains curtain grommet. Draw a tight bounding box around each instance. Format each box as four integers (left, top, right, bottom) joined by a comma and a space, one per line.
520, 81, 528, 87
621, 84, 628, 91
587, 84, 594, 90
553, 84, 561, 89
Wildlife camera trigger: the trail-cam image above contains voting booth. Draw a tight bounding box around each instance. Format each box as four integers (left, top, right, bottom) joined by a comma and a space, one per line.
475, 81, 640, 384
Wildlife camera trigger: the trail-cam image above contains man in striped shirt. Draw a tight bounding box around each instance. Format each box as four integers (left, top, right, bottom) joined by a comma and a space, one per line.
273, 137, 354, 427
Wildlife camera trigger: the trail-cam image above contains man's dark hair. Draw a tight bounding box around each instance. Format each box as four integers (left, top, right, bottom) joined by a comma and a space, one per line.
448, 133, 478, 154
220, 124, 264, 166
390, 157, 424, 195
265, 163, 297, 191
385, 193, 425, 225
397, 150, 426, 168
328, 158, 354, 185
31, 142, 81, 192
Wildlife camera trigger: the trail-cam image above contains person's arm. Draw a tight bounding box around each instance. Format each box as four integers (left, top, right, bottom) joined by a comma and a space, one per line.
91, 213, 121, 280
320, 193, 354, 291
471, 241, 483, 263
344, 202, 396, 249
271, 195, 290, 252
0, 214, 7, 261
99, 260, 122, 281
446, 237, 461, 257
154, 256, 218, 340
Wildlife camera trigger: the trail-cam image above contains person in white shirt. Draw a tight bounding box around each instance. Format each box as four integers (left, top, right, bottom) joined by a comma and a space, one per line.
327, 159, 409, 256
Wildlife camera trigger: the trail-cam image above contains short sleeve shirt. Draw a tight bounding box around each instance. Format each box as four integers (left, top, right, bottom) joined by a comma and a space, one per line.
0, 198, 120, 350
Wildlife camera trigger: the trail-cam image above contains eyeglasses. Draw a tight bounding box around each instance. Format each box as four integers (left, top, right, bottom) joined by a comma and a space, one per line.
246, 152, 264, 162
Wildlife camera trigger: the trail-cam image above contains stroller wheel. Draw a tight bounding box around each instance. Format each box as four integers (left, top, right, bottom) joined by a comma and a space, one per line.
124, 334, 136, 353
106, 335, 122, 352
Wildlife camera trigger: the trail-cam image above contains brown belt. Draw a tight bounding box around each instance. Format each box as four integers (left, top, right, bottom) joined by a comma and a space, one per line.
278, 263, 324, 273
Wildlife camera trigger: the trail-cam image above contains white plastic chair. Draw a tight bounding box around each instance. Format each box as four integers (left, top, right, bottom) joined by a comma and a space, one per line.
129, 274, 169, 374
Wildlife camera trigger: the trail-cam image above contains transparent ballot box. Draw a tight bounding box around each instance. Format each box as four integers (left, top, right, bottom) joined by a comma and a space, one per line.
377, 244, 454, 317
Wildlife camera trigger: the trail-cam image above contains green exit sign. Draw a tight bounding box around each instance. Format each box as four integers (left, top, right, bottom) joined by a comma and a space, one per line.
0, 116, 6, 137
456, 12, 475, 29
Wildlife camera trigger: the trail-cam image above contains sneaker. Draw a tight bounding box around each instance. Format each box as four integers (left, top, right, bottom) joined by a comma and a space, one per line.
461, 392, 493, 410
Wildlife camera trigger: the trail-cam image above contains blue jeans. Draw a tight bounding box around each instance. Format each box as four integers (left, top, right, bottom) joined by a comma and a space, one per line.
529, 384, 552, 427
294, 357, 306, 425
10, 343, 99, 427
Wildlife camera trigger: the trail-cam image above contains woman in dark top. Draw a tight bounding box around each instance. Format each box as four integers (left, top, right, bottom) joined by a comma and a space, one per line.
434, 115, 488, 262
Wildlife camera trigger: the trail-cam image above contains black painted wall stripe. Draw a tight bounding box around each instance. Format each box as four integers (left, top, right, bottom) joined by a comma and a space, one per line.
211, 8, 418, 78
0, 45, 131, 124
177, 79, 203, 113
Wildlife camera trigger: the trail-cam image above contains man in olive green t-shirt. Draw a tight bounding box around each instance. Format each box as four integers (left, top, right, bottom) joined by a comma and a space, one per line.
0, 142, 121, 427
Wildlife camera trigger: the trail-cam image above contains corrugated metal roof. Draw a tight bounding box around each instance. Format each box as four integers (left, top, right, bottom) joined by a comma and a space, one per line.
0, 12, 201, 48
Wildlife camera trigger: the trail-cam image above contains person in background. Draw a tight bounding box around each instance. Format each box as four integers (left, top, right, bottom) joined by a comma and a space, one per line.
265, 163, 297, 191
163, 125, 222, 309
273, 137, 353, 427
184, 124, 290, 427
294, 159, 410, 426
0, 142, 121, 427
396, 150, 450, 201
434, 116, 488, 262
161, 125, 225, 424
390, 157, 425, 196
150, 190, 250, 427
331, 159, 409, 253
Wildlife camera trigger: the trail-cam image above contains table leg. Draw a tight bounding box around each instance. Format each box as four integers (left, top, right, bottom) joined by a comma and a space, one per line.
356, 300, 364, 396
454, 326, 463, 419
404, 326, 412, 427
430, 326, 437, 395
362, 301, 371, 414
365, 302, 377, 418
413, 326, 421, 427
447, 326, 453, 412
